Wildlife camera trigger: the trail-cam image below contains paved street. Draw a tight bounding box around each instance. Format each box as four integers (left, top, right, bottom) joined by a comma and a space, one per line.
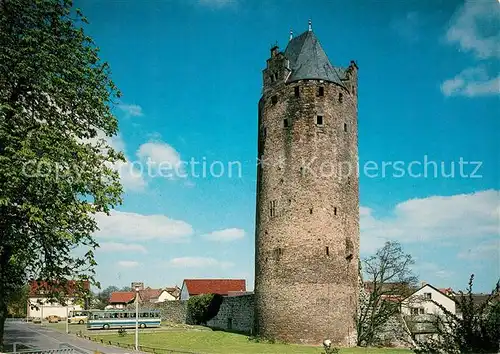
4, 320, 139, 354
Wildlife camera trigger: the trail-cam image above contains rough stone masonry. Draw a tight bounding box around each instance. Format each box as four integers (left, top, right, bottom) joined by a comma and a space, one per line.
253, 24, 360, 346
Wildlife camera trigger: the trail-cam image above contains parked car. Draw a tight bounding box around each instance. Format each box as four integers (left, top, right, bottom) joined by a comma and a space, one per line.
47, 315, 61, 323
32, 317, 41, 324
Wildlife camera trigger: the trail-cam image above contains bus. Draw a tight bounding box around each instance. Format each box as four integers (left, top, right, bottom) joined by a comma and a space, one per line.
86, 309, 161, 330
68, 310, 89, 324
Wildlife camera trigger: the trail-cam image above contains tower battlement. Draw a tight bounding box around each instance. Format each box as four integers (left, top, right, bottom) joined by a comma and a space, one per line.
254, 24, 360, 346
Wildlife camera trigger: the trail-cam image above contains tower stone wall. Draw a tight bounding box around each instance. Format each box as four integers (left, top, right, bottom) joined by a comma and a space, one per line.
254, 28, 360, 346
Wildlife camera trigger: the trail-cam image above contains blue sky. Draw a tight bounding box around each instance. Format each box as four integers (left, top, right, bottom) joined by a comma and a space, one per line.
77, 0, 499, 293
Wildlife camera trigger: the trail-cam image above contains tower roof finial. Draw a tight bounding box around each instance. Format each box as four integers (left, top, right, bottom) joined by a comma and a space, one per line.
289, 29, 293, 41
308, 19, 312, 31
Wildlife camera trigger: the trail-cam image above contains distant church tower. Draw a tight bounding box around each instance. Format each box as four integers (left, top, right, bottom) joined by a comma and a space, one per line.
254, 22, 360, 346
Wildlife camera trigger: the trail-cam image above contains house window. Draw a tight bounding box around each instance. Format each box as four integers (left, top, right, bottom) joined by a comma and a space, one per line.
294, 86, 300, 97
316, 115, 323, 125
284, 119, 289, 128
424, 293, 432, 300
344, 123, 347, 132
419, 308, 425, 314
318, 86, 324, 97
411, 308, 419, 315
339, 92, 343, 103
270, 200, 277, 217
326, 246, 329, 256
271, 95, 278, 105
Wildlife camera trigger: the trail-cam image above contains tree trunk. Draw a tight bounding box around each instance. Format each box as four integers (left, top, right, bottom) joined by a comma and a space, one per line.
0, 301, 7, 351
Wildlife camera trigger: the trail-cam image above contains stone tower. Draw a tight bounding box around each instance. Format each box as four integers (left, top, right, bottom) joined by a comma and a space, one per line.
254, 23, 359, 346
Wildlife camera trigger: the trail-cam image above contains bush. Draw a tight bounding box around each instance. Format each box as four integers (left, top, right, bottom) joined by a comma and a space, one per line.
186, 293, 223, 325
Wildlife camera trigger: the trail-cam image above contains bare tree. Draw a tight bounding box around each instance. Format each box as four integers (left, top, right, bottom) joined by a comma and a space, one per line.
357, 241, 418, 346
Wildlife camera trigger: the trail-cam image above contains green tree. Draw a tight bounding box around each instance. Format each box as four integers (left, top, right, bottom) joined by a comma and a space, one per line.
93, 285, 119, 309
357, 241, 418, 346
187, 293, 224, 326
412, 275, 500, 354
0, 0, 123, 347
6, 285, 29, 318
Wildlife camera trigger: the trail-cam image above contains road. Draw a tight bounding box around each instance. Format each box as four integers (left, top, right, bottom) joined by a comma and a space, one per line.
4, 320, 141, 354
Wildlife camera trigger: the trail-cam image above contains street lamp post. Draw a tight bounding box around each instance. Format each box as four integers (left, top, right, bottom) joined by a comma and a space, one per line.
66, 303, 73, 334
135, 287, 139, 351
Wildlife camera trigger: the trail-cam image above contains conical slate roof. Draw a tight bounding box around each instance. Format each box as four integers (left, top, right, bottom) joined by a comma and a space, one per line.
284, 30, 344, 85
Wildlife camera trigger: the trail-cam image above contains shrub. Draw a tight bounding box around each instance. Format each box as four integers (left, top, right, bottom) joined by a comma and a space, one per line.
186, 293, 223, 325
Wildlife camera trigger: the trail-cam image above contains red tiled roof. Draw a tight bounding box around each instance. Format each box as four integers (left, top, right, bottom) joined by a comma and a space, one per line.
29, 280, 90, 297
109, 291, 136, 304
139, 288, 162, 302
183, 279, 246, 296
439, 287, 453, 295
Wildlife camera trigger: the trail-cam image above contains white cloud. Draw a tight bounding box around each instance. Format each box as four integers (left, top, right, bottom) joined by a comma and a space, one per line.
98, 242, 148, 254
201, 228, 245, 242
117, 261, 139, 268
94, 210, 194, 242
441, 66, 500, 97
87, 130, 146, 191
118, 104, 143, 117
458, 239, 500, 260
441, 1, 500, 97
168, 257, 233, 269
445, 1, 500, 59
361, 190, 500, 253
136, 141, 185, 178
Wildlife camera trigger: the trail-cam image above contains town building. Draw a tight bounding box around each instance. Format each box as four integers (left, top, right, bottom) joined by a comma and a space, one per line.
27, 280, 89, 319
180, 279, 246, 301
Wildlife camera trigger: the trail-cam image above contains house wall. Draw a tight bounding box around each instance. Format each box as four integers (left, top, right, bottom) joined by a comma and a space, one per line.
207, 294, 254, 334
402, 285, 456, 316
28, 298, 82, 319
158, 291, 176, 302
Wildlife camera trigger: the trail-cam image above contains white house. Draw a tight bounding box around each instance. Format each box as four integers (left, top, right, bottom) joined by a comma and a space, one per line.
401, 283, 456, 316
27, 280, 89, 319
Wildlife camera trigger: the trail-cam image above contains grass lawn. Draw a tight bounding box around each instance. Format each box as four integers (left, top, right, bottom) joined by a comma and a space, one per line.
44, 322, 87, 334
91, 330, 412, 354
